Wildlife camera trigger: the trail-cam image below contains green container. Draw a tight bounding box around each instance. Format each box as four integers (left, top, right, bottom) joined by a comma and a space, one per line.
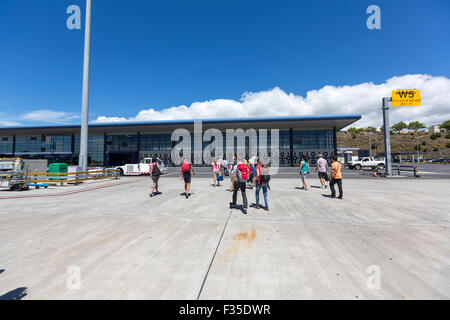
48, 163, 68, 181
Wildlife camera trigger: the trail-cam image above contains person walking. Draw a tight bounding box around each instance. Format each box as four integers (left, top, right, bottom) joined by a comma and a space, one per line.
211, 159, 221, 187
229, 155, 237, 192
230, 159, 249, 214
248, 162, 256, 190
297, 155, 310, 190
149, 157, 162, 197
223, 158, 228, 176
330, 156, 343, 199
254, 158, 270, 211
180, 158, 195, 199
315, 153, 329, 189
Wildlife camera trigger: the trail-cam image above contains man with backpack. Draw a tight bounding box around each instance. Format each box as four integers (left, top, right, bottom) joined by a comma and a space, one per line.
229, 159, 249, 214
180, 158, 195, 199
149, 157, 162, 197
254, 158, 270, 211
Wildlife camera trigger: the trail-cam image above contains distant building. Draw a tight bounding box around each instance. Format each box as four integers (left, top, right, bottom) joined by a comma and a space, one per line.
0, 115, 361, 167
428, 125, 441, 134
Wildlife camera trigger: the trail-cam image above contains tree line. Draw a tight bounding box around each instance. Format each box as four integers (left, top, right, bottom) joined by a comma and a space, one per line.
345, 120, 450, 134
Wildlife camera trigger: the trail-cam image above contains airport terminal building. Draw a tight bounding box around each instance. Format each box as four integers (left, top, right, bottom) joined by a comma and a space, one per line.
0, 115, 360, 167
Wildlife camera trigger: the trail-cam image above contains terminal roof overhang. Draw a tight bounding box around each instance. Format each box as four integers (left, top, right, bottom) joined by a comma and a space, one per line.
0, 115, 361, 135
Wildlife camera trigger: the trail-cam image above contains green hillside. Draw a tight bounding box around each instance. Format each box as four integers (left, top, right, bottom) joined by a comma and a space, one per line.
337, 131, 450, 158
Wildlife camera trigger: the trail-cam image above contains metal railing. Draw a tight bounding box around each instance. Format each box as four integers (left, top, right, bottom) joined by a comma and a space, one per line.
395, 165, 420, 177
25, 169, 120, 185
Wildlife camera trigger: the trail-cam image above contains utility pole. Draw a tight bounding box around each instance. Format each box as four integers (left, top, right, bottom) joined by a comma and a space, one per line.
416, 130, 420, 163
382, 97, 392, 176
79, 0, 92, 172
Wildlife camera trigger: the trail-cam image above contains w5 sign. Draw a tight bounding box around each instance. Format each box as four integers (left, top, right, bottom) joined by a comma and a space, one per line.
392, 90, 421, 106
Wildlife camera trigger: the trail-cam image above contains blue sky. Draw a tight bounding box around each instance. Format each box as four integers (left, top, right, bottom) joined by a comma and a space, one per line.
0, 0, 449, 127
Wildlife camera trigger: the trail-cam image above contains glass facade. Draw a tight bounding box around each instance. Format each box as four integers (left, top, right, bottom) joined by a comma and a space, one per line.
74, 135, 104, 166
140, 134, 172, 151
293, 130, 334, 150
0, 126, 336, 166
0, 136, 13, 154
15, 136, 44, 153
44, 136, 72, 153
106, 134, 138, 152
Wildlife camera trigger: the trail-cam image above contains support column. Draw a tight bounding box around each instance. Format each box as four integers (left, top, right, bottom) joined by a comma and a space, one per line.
289, 128, 294, 167
333, 127, 337, 157
103, 133, 107, 167
382, 97, 393, 176
12, 135, 16, 155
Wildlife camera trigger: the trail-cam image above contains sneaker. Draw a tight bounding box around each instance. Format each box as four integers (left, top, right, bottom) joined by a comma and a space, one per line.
243, 208, 247, 214
254, 204, 260, 209
264, 207, 269, 211
185, 193, 189, 199
229, 202, 236, 209
337, 196, 343, 200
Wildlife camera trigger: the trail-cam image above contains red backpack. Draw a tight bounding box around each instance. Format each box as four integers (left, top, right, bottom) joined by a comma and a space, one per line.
237, 163, 249, 181
181, 161, 190, 173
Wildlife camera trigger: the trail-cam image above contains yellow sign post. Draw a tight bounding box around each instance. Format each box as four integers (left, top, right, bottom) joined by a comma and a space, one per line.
391, 90, 421, 106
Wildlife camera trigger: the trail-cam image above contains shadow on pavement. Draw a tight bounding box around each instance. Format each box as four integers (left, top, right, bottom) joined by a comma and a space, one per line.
179, 192, 195, 196
0, 287, 28, 300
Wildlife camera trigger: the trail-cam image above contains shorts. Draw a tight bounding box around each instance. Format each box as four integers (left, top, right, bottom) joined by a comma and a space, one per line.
151, 175, 159, 188
183, 172, 191, 183
301, 171, 308, 182
318, 172, 327, 179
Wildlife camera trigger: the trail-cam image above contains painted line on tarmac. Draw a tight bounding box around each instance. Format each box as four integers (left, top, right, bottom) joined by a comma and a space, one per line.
197, 209, 233, 300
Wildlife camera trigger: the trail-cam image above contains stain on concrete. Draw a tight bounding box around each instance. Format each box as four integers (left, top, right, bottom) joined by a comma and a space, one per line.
225, 228, 257, 255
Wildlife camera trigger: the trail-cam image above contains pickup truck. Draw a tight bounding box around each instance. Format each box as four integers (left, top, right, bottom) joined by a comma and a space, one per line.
347, 157, 385, 170
115, 158, 168, 176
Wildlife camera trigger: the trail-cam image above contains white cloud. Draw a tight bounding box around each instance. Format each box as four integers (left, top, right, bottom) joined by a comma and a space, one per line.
0, 121, 22, 127
94, 74, 450, 128
20, 109, 80, 124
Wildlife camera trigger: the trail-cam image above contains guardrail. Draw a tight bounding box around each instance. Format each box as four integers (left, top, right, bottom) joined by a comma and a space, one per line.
360, 165, 419, 178
395, 165, 420, 177
25, 169, 120, 185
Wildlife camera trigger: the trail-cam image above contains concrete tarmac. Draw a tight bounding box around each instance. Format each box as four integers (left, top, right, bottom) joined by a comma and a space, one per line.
0, 175, 449, 299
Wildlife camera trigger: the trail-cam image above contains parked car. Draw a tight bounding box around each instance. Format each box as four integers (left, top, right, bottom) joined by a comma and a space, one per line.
347, 157, 385, 170
115, 157, 168, 176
